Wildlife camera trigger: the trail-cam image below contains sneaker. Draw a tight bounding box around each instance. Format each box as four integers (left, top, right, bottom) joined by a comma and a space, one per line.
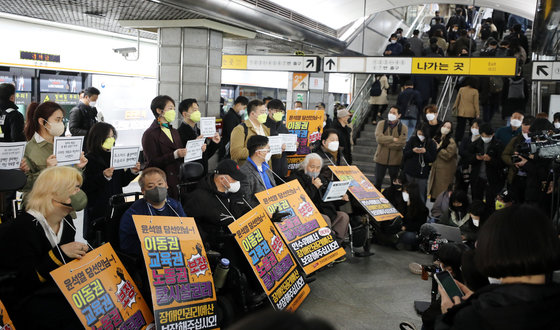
408, 262, 423, 275
399, 321, 417, 330
333, 256, 347, 264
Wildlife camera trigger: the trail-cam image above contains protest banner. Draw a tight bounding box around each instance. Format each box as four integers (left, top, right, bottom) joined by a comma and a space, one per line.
228, 205, 310, 312
0, 142, 26, 170
200, 117, 216, 138
110, 146, 140, 170
322, 180, 351, 202
329, 166, 401, 221
255, 181, 346, 275
133, 216, 218, 330
285, 110, 324, 171
50, 243, 154, 329
185, 139, 205, 162
54, 136, 84, 166
0, 299, 15, 329
278, 134, 298, 152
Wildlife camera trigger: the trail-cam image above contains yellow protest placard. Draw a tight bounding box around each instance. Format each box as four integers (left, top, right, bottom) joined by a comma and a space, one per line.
256, 181, 346, 275
221, 55, 248, 70
329, 166, 402, 221
133, 216, 218, 330
228, 205, 310, 311
0, 299, 15, 329
50, 243, 154, 329
285, 110, 324, 172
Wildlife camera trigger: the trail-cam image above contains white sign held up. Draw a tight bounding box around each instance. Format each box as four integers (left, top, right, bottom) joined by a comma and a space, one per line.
268, 136, 283, 155
185, 139, 205, 162
200, 117, 216, 138
279, 134, 298, 152
54, 136, 84, 166
0, 142, 26, 170
323, 180, 351, 202
110, 146, 140, 170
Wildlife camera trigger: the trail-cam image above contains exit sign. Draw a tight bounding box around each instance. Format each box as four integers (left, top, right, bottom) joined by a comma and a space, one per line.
20, 51, 61, 63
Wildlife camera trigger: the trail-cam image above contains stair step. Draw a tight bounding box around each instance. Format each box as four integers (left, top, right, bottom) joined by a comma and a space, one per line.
353, 153, 373, 162
353, 161, 377, 173
355, 138, 377, 146
353, 145, 376, 154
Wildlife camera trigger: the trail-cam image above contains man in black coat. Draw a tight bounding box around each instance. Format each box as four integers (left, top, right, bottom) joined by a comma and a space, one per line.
332, 109, 353, 165
69, 87, 100, 146
264, 99, 291, 179
219, 95, 248, 160
0, 83, 25, 142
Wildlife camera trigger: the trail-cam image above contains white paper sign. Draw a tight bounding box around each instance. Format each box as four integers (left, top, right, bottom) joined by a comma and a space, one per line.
200, 117, 216, 138
185, 139, 205, 162
279, 134, 298, 152
54, 136, 84, 166
323, 180, 351, 202
268, 135, 283, 155
110, 146, 140, 170
0, 142, 26, 169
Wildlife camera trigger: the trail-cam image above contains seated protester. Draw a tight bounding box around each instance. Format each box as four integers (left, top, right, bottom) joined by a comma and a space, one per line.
21, 102, 88, 203
430, 184, 453, 222
462, 200, 486, 246
5, 166, 88, 329
438, 190, 470, 230
142, 95, 187, 199
495, 111, 524, 145
314, 128, 350, 181
264, 99, 291, 179
374, 106, 407, 189
467, 123, 505, 203
183, 159, 250, 250
494, 188, 514, 211
288, 153, 350, 245
423, 104, 442, 140
457, 119, 482, 192
383, 176, 407, 214
398, 183, 429, 250
177, 98, 221, 174
403, 123, 437, 202
553, 112, 560, 129
83, 122, 140, 241
239, 135, 276, 208
119, 167, 186, 258
436, 205, 560, 329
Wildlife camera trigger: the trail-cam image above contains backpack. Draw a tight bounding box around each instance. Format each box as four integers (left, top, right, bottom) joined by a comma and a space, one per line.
489, 76, 503, 94
370, 78, 382, 97
403, 94, 419, 119
480, 24, 491, 40
225, 122, 249, 157
507, 78, 525, 99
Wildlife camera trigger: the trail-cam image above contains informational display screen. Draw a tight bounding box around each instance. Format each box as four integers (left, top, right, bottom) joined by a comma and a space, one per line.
0, 74, 32, 92
40, 74, 82, 93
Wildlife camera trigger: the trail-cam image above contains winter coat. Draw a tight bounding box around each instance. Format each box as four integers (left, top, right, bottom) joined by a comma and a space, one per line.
467, 137, 505, 184
288, 169, 338, 220
403, 136, 438, 179
68, 102, 98, 137
501, 76, 529, 118
407, 36, 424, 57
428, 137, 458, 199
452, 86, 480, 118
333, 119, 353, 165
239, 159, 276, 207
221, 108, 242, 147
374, 120, 407, 166
178, 121, 220, 174
397, 88, 423, 120
264, 116, 291, 178
230, 119, 271, 166
384, 42, 403, 56
0, 100, 25, 142
369, 75, 389, 105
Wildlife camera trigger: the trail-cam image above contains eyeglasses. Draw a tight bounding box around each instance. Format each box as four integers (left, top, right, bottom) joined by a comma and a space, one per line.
256, 149, 271, 153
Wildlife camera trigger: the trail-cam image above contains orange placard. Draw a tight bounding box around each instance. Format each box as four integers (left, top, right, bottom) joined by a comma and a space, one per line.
255, 181, 346, 275
329, 166, 402, 221
286, 110, 324, 172
228, 205, 310, 311
50, 243, 154, 329
133, 216, 218, 330
0, 299, 15, 329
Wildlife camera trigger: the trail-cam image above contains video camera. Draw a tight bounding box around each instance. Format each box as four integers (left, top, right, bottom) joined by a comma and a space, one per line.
512, 130, 560, 162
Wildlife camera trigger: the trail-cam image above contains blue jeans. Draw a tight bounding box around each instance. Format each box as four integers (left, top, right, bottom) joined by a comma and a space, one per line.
401, 119, 417, 140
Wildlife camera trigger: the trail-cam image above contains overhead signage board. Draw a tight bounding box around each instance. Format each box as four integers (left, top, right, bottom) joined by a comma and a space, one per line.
324, 57, 517, 76
292, 73, 309, 91
532, 61, 560, 81
222, 55, 320, 72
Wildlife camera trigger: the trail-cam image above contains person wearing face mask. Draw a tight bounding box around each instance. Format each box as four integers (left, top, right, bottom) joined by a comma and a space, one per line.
265, 99, 292, 179
231, 99, 279, 166
82, 122, 140, 242
397, 81, 423, 140
457, 119, 482, 192
183, 159, 250, 251
374, 106, 407, 190
21, 102, 88, 203
119, 167, 186, 258
446, 8, 467, 34
4, 167, 88, 329
219, 96, 248, 160
384, 34, 403, 95
428, 121, 458, 202
177, 98, 221, 174
495, 112, 524, 146
68, 87, 100, 148
423, 105, 442, 141
467, 124, 505, 203
438, 190, 470, 229
239, 135, 276, 208
368, 75, 390, 125
333, 108, 353, 165
461, 200, 486, 247
315, 129, 349, 181
553, 112, 560, 130
0, 82, 25, 142
396, 183, 429, 251
315, 102, 333, 129
288, 153, 350, 246
403, 124, 438, 203
142, 95, 186, 199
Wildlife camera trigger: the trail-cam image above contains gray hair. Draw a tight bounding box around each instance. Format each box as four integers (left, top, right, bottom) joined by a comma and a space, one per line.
299, 153, 323, 170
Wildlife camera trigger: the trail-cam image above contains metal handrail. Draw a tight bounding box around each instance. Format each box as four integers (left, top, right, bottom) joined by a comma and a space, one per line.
405, 5, 427, 38
437, 76, 459, 121
348, 74, 374, 140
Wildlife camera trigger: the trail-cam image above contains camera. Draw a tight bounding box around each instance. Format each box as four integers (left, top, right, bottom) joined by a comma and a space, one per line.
113, 47, 137, 58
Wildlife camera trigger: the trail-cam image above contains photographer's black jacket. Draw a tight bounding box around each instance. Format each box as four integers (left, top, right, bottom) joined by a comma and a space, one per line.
467, 137, 505, 184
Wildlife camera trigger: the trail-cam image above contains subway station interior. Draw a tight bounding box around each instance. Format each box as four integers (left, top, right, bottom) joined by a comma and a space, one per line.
1, 0, 560, 329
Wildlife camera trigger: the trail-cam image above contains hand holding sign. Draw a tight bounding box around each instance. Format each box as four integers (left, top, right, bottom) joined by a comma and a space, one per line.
268, 136, 283, 155
110, 146, 140, 170
185, 139, 205, 162
0, 142, 26, 170
46, 154, 58, 167
279, 134, 298, 152
54, 136, 84, 166
200, 117, 216, 138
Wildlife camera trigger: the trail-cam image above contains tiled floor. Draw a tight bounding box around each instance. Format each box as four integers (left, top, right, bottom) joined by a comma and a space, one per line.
298, 244, 434, 330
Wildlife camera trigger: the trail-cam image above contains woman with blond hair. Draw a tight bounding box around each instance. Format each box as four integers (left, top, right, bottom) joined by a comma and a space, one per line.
4, 166, 88, 329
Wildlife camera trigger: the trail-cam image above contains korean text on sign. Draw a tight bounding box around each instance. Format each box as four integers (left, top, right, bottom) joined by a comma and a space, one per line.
110, 146, 140, 170
0, 142, 26, 169
54, 136, 84, 166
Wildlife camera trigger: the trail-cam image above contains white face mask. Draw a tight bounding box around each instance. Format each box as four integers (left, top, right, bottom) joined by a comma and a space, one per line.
390, 39, 397, 44
388, 113, 398, 122
426, 113, 436, 121
481, 136, 492, 143
441, 127, 450, 135
89, 101, 97, 108
555, 122, 560, 129
522, 132, 529, 140
510, 119, 522, 127
471, 128, 479, 136
327, 141, 339, 152
264, 152, 272, 162
417, 134, 425, 141
402, 191, 410, 202
471, 217, 480, 227
227, 180, 240, 193
45, 121, 65, 136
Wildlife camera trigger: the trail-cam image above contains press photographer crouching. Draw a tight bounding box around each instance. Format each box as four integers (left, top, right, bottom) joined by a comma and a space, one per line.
436, 204, 560, 329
